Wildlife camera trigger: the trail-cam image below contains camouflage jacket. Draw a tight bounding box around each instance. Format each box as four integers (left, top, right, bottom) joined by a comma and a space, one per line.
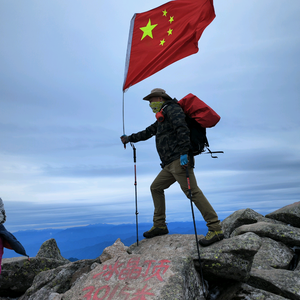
128, 100, 190, 167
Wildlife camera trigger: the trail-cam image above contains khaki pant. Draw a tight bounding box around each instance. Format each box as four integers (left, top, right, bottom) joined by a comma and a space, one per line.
150, 159, 221, 231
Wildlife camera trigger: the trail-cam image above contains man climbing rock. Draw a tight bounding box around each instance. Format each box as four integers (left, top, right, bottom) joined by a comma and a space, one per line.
121, 88, 224, 246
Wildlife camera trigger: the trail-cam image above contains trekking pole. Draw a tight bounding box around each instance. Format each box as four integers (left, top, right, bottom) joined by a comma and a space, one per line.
185, 167, 209, 300
131, 143, 139, 246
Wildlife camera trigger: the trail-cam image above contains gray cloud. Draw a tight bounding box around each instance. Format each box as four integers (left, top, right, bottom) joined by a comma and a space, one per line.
1, 0, 300, 231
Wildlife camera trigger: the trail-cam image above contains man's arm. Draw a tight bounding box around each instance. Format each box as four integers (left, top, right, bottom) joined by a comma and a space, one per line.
129, 122, 157, 142
121, 122, 157, 145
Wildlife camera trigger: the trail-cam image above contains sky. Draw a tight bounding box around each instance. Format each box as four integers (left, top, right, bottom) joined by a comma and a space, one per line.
1, 0, 299, 232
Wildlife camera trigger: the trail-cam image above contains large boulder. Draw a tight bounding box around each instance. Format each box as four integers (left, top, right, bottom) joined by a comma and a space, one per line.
62, 235, 205, 300
0, 239, 69, 297
100, 238, 129, 263
0, 257, 68, 297
62, 254, 204, 300
19, 258, 101, 300
221, 208, 284, 238
231, 221, 300, 246
36, 238, 69, 263
266, 201, 300, 228
248, 269, 300, 300
252, 237, 294, 270
196, 232, 262, 282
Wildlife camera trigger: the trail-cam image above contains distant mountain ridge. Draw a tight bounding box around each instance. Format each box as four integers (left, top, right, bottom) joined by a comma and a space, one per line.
3, 221, 207, 260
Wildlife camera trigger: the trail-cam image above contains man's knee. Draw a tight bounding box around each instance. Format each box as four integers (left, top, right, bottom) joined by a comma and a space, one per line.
151, 180, 168, 198
150, 181, 160, 193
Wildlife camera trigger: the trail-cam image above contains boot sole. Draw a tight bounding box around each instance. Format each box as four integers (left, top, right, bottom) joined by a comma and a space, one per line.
143, 230, 169, 239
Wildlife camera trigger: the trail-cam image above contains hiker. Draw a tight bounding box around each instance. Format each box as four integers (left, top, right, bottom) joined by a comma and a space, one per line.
0, 198, 29, 274
120, 88, 224, 246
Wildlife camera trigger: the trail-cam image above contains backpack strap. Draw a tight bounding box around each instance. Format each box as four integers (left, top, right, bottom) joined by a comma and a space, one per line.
156, 100, 180, 122
155, 103, 170, 122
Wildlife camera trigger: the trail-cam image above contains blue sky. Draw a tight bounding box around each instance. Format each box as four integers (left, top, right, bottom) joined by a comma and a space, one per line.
1, 0, 299, 232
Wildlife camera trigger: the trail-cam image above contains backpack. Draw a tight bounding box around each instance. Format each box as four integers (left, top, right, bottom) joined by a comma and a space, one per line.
157, 93, 222, 157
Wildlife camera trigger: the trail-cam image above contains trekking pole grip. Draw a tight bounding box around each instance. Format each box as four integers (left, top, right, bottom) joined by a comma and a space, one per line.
186, 168, 191, 190
132, 144, 136, 163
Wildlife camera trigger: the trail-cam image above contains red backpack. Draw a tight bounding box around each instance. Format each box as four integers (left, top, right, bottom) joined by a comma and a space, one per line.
157, 93, 222, 157
178, 93, 220, 128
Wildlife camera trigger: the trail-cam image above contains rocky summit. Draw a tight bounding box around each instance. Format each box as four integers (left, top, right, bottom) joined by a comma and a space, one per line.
0, 201, 299, 300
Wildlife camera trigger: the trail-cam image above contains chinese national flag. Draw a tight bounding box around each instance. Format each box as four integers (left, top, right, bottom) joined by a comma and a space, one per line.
123, 0, 215, 91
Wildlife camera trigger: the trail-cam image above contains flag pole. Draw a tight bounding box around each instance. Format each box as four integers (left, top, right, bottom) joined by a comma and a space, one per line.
122, 91, 125, 135
122, 91, 126, 149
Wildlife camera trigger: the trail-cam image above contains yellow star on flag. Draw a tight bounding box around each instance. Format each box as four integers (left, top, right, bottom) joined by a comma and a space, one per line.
162, 9, 167, 17
160, 39, 165, 46
167, 28, 173, 36
169, 16, 174, 24
140, 19, 158, 40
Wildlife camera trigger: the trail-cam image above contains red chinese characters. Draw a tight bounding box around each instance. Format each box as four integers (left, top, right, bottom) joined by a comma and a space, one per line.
93, 261, 124, 281
118, 258, 142, 280
143, 260, 170, 282
93, 258, 170, 282
83, 257, 171, 300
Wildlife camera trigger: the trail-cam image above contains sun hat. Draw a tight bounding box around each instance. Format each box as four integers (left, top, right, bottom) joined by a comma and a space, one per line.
143, 88, 172, 101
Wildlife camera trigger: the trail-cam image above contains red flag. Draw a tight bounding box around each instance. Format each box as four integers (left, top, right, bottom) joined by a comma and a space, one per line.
123, 0, 215, 91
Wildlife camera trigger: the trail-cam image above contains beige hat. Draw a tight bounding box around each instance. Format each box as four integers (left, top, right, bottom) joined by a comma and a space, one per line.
143, 88, 172, 101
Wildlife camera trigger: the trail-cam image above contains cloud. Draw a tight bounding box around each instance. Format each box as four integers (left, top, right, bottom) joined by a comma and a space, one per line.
1, 0, 300, 231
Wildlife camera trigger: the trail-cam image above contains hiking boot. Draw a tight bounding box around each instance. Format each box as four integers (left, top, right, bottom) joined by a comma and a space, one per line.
143, 226, 169, 238
199, 230, 224, 247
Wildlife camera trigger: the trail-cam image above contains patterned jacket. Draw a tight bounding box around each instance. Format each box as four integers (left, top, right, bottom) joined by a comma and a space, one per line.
128, 100, 190, 167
